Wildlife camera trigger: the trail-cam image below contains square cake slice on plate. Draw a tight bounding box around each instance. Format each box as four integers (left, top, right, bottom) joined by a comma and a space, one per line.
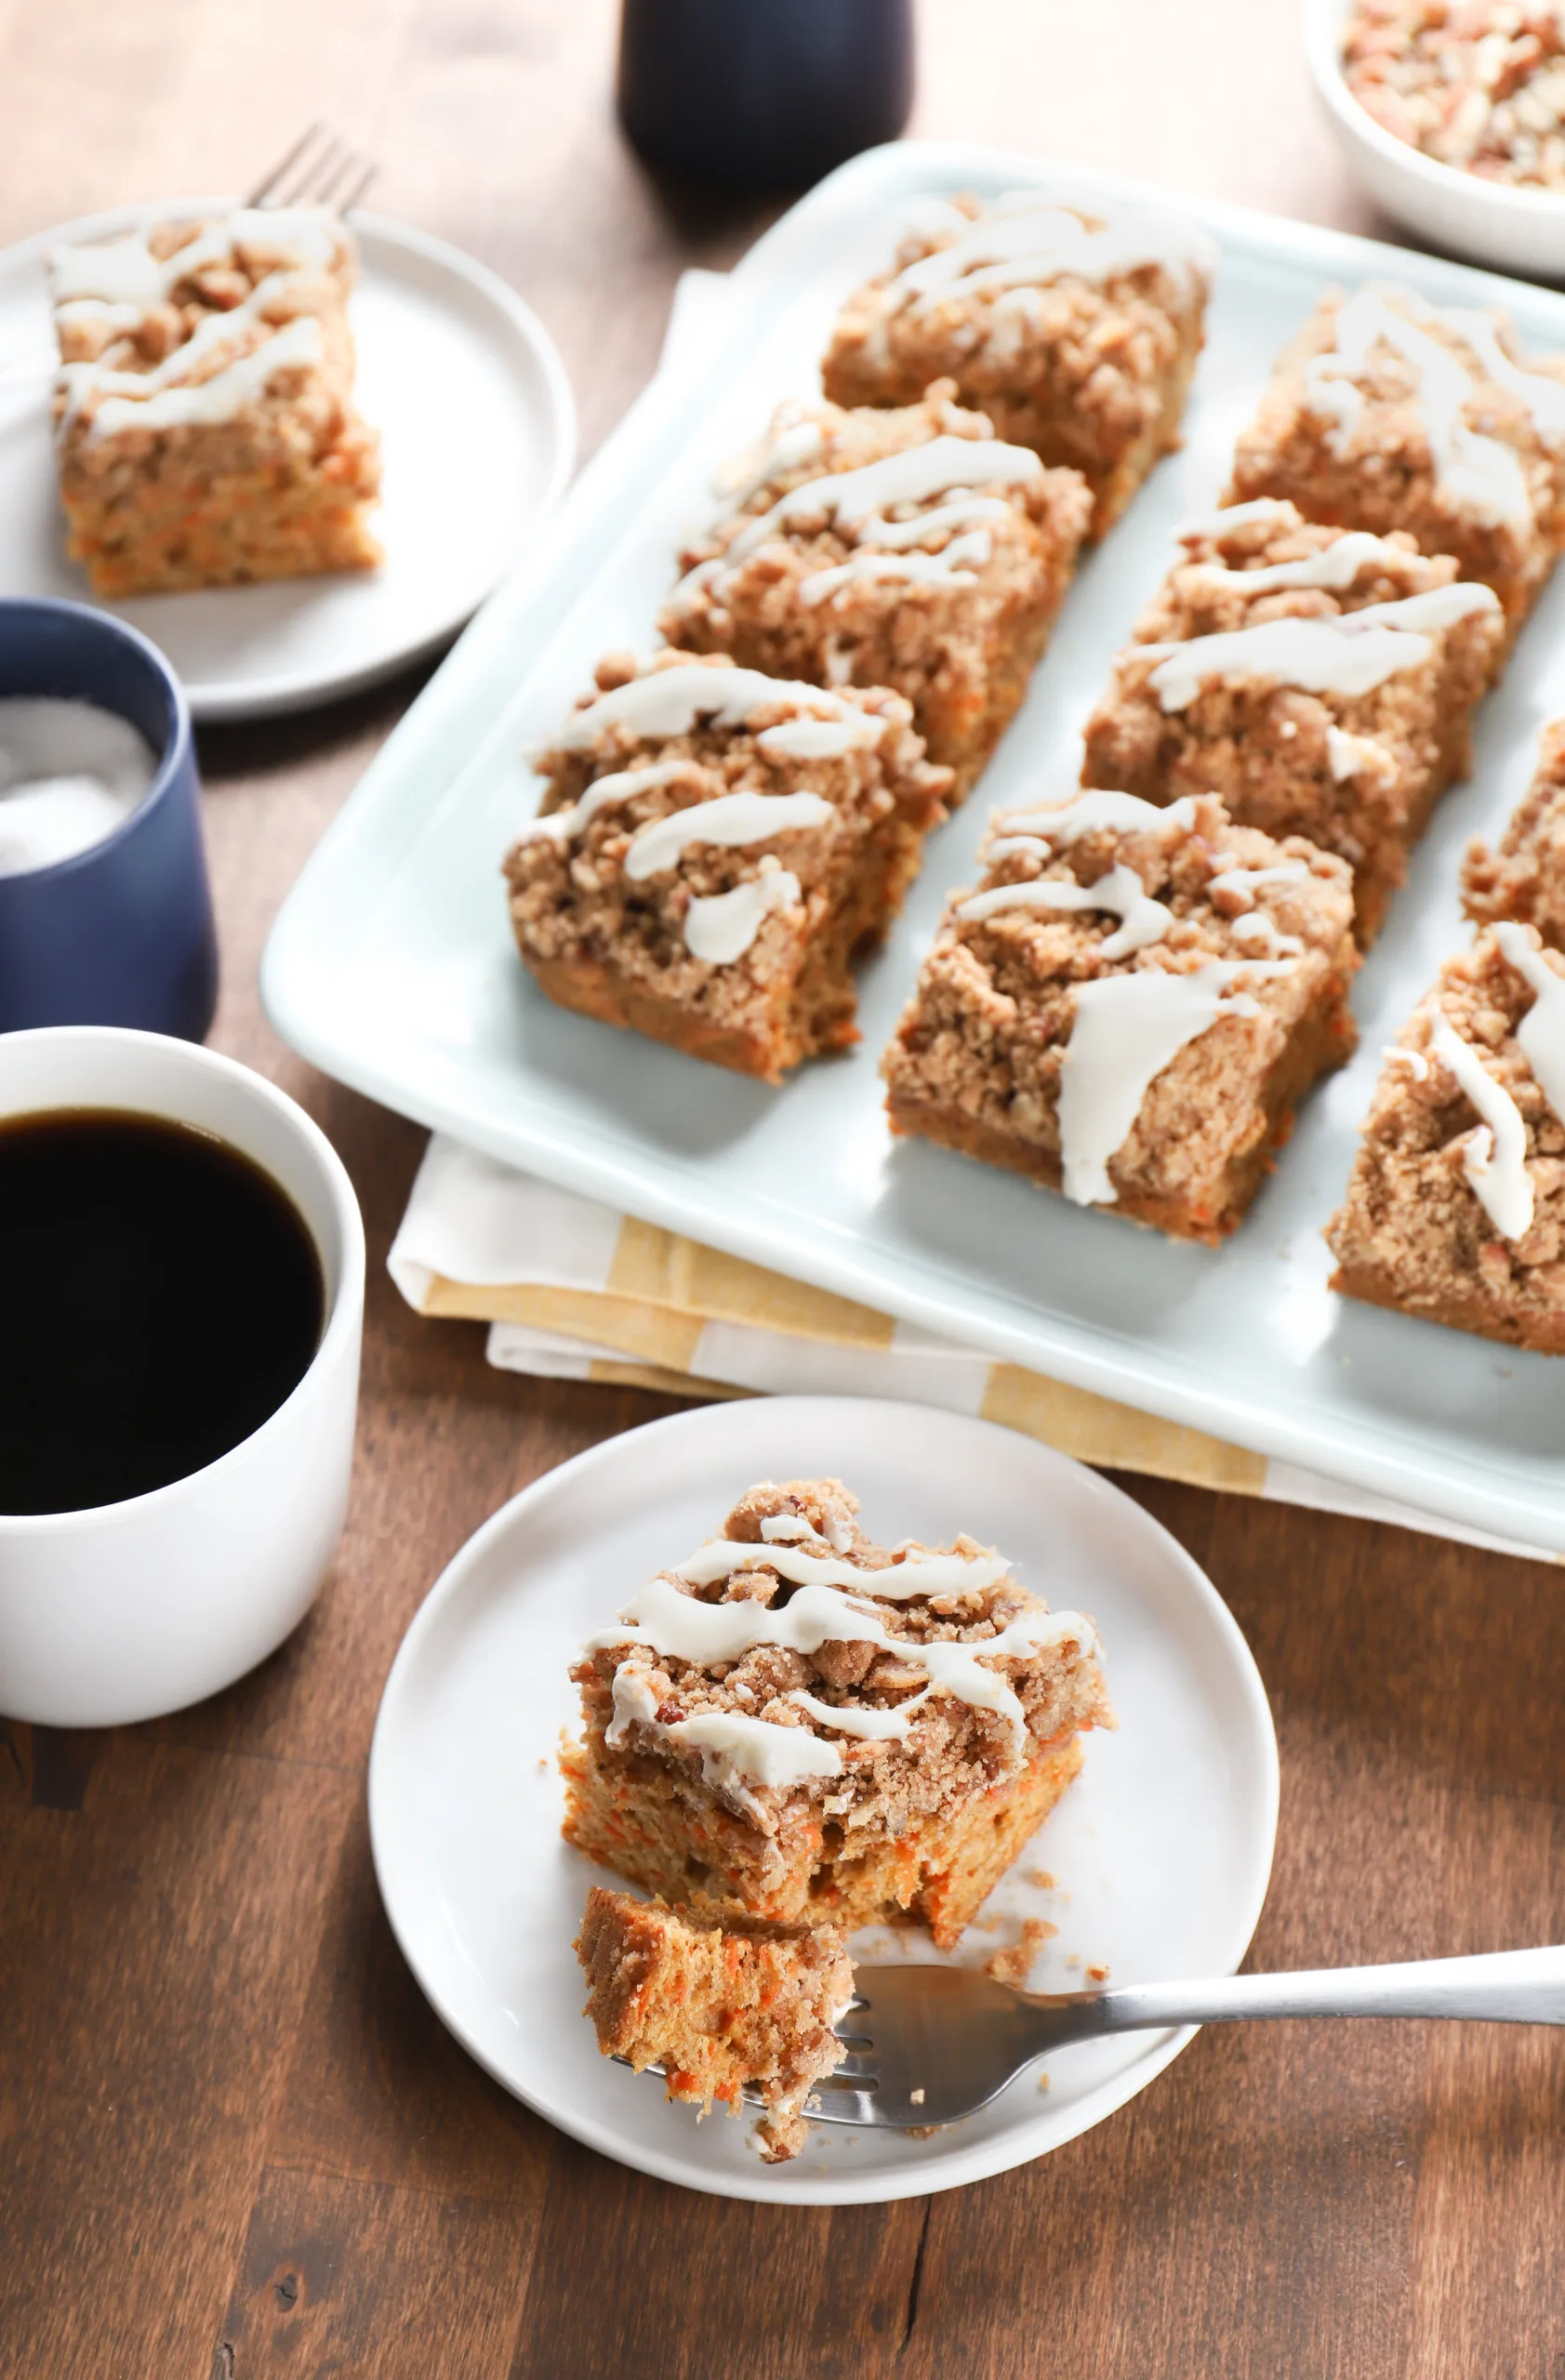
575, 1885, 853, 2162
563, 1477, 1111, 1950
1080, 499, 1504, 943
1464, 718, 1565, 953
1326, 927, 1565, 1352
820, 191, 1215, 536
1224, 283, 1565, 634
503, 651, 952, 1082
659, 386, 1091, 800
48, 205, 381, 598
882, 788, 1359, 1243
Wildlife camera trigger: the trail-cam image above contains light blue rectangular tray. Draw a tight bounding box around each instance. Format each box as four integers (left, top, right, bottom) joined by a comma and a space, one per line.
263, 141, 1565, 1553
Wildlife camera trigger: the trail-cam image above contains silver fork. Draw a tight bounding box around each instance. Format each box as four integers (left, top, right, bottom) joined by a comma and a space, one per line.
245, 123, 378, 213
792, 1945, 1565, 2128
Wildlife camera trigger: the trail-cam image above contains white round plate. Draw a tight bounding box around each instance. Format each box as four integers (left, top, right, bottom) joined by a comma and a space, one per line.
0, 197, 576, 721
368, 1395, 1279, 2205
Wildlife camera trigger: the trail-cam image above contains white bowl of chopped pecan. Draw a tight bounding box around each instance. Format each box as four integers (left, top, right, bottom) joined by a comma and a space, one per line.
1306, 0, 1565, 282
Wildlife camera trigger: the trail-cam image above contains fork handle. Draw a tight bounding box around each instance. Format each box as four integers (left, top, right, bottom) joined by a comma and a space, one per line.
1076, 1946, 1565, 2034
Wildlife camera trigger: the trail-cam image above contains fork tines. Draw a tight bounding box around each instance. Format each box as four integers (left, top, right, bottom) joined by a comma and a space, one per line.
246, 124, 377, 215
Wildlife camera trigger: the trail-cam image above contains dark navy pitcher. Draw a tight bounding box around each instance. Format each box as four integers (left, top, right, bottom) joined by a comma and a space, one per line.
617, 0, 915, 188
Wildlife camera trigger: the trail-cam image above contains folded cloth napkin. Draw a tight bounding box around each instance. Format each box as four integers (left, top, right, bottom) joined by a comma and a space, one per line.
388, 1134, 1553, 1562
385, 267, 1550, 1565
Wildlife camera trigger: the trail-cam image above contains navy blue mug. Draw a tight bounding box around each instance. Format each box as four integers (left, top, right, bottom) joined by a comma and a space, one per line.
617, 0, 914, 188
0, 600, 218, 1040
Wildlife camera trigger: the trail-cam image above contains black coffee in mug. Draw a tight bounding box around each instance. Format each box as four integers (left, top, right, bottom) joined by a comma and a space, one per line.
0, 1108, 324, 1515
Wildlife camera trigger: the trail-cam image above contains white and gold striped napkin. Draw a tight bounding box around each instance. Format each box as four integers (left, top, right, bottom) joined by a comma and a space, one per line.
388, 1134, 1551, 1561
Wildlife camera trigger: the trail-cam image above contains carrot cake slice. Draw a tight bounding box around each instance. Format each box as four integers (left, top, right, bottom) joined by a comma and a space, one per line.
1080, 498, 1504, 942
1225, 282, 1565, 633
1464, 717, 1565, 952
821, 190, 1216, 536
48, 205, 380, 598
882, 788, 1359, 1243
1327, 926, 1565, 1351
575, 1885, 853, 2162
503, 650, 951, 1082
660, 385, 1090, 801
563, 1477, 1111, 1950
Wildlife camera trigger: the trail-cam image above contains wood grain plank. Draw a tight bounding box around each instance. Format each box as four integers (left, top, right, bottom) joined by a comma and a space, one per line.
0, 1739, 356, 2376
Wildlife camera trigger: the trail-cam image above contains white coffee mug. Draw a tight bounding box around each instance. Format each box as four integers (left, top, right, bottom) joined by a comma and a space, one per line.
0, 1027, 365, 1726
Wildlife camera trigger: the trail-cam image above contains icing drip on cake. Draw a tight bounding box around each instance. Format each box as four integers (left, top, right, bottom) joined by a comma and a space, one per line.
1304, 285, 1533, 529
683, 868, 801, 963
551, 667, 882, 750
51, 206, 339, 304
799, 530, 994, 606
1430, 1015, 1533, 1240
671, 1540, 1012, 1596
1178, 497, 1297, 540
1207, 862, 1308, 899
1058, 959, 1293, 1207
511, 760, 708, 847
721, 437, 1043, 566
886, 195, 1216, 311
1139, 582, 1500, 709
995, 789, 1200, 845
51, 212, 347, 443
958, 864, 1174, 959
1179, 528, 1408, 597
1494, 922, 1565, 1124
623, 791, 832, 880
590, 1567, 1094, 1792
1327, 725, 1396, 783
755, 715, 884, 759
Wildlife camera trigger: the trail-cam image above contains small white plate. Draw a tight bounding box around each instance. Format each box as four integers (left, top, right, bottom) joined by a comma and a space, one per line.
0, 199, 576, 720
367, 1395, 1279, 2204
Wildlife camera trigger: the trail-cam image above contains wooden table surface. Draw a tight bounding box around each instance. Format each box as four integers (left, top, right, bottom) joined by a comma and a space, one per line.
2, 3, 1562, 2373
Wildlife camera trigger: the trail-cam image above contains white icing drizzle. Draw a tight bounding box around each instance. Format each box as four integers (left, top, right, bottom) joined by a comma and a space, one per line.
1140, 583, 1500, 711
51, 212, 347, 445
589, 1568, 1096, 1779
713, 417, 825, 508
623, 790, 832, 881
1304, 285, 1532, 531
1493, 921, 1565, 1125
1435, 305, 1565, 443
789, 1688, 915, 1741
1207, 862, 1308, 899
888, 197, 1215, 310
1058, 959, 1290, 1207
671, 1539, 1011, 1597
958, 864, 1173, 959
511, 760, 705, 847
859, 496, 1012, 549
683, 868, 801, 964
996, 789, 1199, 846
1383, 1045, 1430, 1080
551, 667, 873, 750
1179, 530, 1403, 597
723, 438, 1042, 565
1326, 725, 1395, 783
49, 205, 338, 305
1178, 497, 1295, 541
665, 1712, 843, 1801
1231, 912, 1303, 958
799, 530, 993, 606
1430, 1014, 1533, 1241
606, 1666, 661, 1747
759, 1514, 825, 1543
755, 715, 885, 759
